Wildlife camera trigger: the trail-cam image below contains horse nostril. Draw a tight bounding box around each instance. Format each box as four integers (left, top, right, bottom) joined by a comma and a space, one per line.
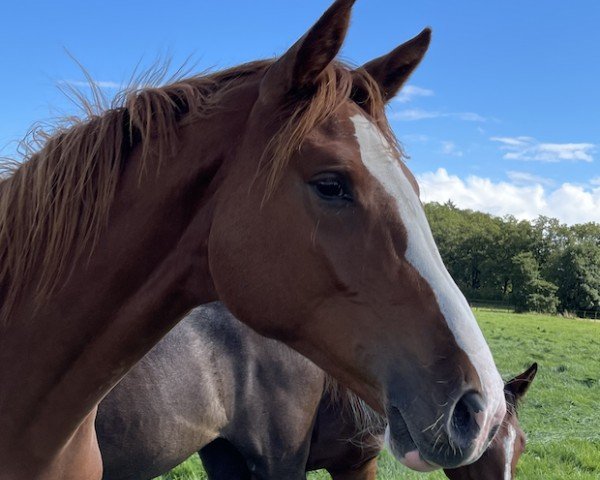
449, 391, 483, 447
462, 391, 485, 414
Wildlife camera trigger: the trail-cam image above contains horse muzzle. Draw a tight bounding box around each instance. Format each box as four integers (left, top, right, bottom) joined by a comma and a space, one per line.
385, 389, 506, 470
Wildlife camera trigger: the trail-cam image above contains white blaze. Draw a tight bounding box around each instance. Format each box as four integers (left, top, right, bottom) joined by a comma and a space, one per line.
351, 114, 505, 460
503, 425, 517, 480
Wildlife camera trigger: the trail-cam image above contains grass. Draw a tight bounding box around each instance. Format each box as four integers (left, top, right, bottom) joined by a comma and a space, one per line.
155, 311, 600, 479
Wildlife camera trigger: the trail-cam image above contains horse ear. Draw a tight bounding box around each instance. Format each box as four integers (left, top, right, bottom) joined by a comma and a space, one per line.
505, 362, 538, 402
260, 0, 355, 100
358, 28, 431, 103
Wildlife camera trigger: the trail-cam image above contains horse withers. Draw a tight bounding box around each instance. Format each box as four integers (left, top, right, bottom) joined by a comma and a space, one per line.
98, 303, 537, 480
0, 1, 504, 477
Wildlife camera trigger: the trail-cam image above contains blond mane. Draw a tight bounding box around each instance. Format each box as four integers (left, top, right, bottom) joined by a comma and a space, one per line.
0, 60, 396, 325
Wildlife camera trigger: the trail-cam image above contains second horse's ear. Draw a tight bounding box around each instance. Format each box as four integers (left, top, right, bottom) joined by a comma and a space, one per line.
357, 28, 431, 103
505, 362, 538, 401
260, 0, 355, 102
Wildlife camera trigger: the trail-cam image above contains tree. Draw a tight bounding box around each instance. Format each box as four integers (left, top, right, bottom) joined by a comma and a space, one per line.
424, 203, 599, 314
510, 252, 559, 313
531, 216, 570, 266
425, 203, 533, 301
548, 241, 600, 313
569, 222, 600, 246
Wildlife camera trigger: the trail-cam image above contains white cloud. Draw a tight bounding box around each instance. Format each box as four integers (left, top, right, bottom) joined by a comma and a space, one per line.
399, 133, 430, 143
591, 176, 600, 186
395, 85, 434, 103
506, 170, 554, 187
455, 112, 487, 122
391, 108, 441, 121
440, 141, 463, 157
390, 108, 487, 122
491, 136, 533, 147
417, 168, 600, 224
491, 136, 595, 163
61, 80, 122, 89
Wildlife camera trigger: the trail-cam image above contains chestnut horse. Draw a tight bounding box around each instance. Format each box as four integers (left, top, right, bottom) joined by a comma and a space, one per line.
97, 303, 537, 480
0, 1, 505, 478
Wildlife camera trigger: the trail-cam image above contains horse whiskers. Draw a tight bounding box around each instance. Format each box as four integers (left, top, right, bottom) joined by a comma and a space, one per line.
422, 413, 445, 433
433, 431, 445, 455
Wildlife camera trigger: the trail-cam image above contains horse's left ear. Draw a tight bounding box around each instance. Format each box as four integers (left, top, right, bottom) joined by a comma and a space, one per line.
358, 28, 431, 103
260, 0, 356, 101
505, 362, 538, 401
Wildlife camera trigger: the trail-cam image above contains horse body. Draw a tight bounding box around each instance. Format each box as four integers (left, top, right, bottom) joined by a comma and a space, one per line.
98, 303, 384, 480
98, 303, 325, 480
0, 1, 506, 477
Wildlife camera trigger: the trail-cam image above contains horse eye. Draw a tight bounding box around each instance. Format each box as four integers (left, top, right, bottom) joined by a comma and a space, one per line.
310, 174, 353, 202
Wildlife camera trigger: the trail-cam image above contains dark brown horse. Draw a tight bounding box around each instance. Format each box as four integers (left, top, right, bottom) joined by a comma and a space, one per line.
0, 1, 505, 478
97, 304, 537, 480
444, 363, 538, 480
97, 302, 376, 480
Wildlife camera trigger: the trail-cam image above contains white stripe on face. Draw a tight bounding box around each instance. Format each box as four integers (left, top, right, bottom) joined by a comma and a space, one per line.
350, 114, 505, 459
504, 425, 517, 480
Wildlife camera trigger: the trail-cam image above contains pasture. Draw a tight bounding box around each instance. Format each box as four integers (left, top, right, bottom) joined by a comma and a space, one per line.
155, 311, 599, 479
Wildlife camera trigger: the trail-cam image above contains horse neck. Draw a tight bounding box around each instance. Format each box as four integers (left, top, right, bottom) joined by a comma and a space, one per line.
0, 102, 246, 463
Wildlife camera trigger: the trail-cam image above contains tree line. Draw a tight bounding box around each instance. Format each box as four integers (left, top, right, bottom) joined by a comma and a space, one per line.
425, 202, 600, 316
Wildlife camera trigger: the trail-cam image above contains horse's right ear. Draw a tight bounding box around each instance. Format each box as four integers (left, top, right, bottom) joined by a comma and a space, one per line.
260, 0, 355, 102
505, 362, 538, 402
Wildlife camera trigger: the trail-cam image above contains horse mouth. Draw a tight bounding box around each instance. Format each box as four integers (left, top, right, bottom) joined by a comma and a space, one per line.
387, 406, 417, 449
385, 406, 438, 472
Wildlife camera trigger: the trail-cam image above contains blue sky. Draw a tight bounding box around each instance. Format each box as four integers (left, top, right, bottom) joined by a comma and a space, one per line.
1, 0, 599, 223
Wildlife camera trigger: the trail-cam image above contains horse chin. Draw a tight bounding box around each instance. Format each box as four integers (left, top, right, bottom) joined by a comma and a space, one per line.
384, 416, 439, 472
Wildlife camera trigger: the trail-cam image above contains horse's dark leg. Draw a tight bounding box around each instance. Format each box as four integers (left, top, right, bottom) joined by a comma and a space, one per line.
328, 456, 378, 480
199, 438, 252, 480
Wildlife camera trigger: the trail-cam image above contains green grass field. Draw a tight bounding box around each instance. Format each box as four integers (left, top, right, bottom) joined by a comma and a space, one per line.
155, 311, 600, 479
